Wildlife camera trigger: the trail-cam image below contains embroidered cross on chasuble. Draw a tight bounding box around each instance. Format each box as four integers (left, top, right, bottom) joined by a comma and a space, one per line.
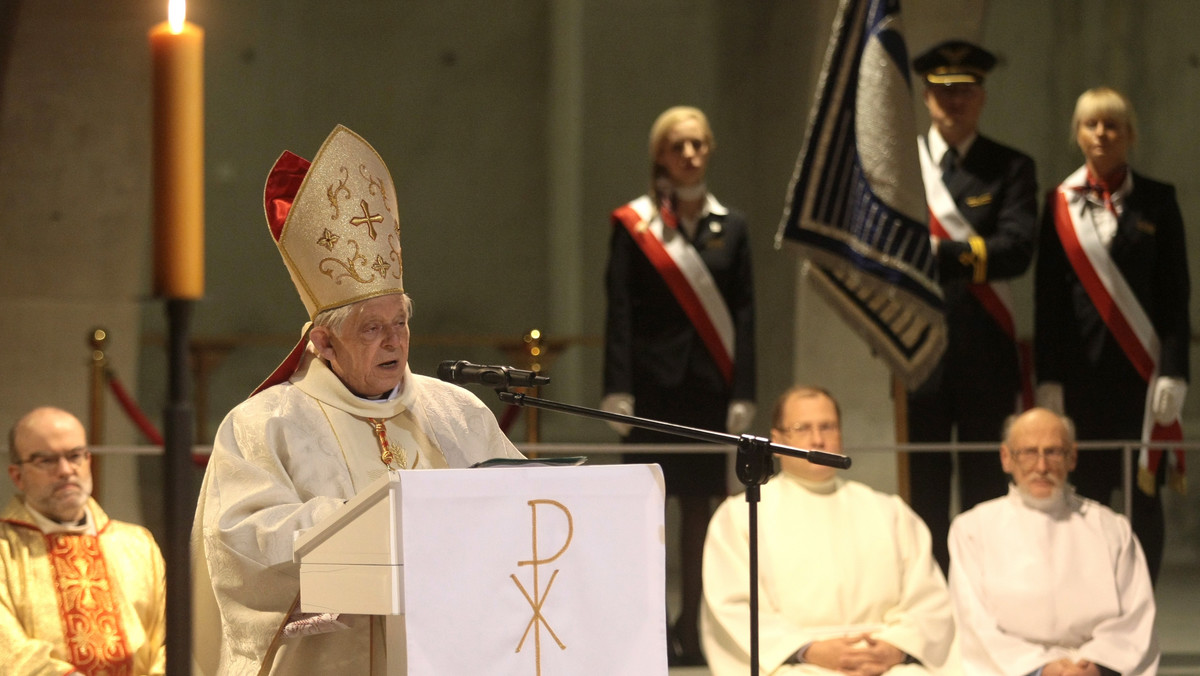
46, 533, 133, 676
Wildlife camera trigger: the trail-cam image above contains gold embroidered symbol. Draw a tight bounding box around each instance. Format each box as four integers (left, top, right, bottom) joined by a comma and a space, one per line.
370, 254, 390, 278
512, 499, 573, 674
319, 240, 374, 284
1136, 220, 1156, 235
388, 235, 404, 280
360, 164, 392, 214
326, 167, 351, 220
317, 228, 340, 251
966, 193, 993, 207
350, 199, 384, 240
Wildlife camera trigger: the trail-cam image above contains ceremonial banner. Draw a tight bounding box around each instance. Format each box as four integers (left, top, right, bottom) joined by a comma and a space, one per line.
776, 0, 945, 389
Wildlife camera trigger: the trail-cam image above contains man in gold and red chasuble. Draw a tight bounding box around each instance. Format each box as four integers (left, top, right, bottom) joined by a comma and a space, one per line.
191, 125, 523, 676
2, 406, 166, 676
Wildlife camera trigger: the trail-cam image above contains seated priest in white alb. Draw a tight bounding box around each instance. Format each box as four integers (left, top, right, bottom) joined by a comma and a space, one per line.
701, 386, 957, 675
948, 408, 1158, 676
191, 125, 524, 676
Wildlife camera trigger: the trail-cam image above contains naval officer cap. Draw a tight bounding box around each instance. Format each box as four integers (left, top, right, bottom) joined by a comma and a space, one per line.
912, 40, 996, 85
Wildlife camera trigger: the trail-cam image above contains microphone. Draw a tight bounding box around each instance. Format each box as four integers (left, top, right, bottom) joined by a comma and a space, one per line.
436, 360, 550, 390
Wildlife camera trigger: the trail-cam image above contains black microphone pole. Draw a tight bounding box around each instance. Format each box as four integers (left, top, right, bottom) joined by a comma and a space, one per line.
491, 388, 851, 676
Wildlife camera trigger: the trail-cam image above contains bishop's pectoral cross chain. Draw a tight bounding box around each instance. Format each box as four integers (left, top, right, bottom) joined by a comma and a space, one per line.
367, 417, 407, 470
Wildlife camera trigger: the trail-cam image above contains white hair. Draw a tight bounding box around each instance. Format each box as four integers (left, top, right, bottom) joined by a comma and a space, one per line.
312, 293, 413, 334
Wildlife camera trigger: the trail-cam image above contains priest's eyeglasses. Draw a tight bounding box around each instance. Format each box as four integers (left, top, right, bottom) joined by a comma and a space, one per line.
775, 421, 840, 439
16, 448, 91, 472
1009, 446, 1068, 467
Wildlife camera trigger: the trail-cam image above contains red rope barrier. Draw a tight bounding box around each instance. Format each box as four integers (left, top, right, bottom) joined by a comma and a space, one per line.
105, 370, 209, 467
106, 371, 164, 445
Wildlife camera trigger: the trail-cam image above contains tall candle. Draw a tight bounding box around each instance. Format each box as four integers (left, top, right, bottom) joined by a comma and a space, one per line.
150, 0, 204, 299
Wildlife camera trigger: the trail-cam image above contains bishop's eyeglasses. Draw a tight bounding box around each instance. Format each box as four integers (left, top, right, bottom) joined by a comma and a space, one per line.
15, 447, 91, 472
1008, 446, 1068, 467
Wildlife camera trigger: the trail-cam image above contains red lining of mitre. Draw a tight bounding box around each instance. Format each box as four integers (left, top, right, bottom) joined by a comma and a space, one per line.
250, 331, 310, 397
263, 151, 312, 242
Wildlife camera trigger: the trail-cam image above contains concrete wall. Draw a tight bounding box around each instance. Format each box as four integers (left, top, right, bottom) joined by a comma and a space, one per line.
2, 0, 1198, 560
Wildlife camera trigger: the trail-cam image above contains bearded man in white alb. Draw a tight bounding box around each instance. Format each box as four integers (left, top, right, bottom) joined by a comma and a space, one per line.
191, 125, 523, 676
948, 408, 1158, 676
701, 386, 956, 675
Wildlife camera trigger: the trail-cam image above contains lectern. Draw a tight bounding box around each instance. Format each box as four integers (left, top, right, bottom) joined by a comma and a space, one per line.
293, 463, 667, 675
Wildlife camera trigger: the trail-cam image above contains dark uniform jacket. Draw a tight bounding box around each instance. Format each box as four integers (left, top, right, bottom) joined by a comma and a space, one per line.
603, 197, 756, 420
1035, 171, 1190, 436
915, 134, 1038, 410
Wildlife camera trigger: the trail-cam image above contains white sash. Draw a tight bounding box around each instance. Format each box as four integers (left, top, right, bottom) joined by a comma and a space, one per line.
917, 136, 1016, 334
1056, 165, 1162, 442
625, 195, 735, 362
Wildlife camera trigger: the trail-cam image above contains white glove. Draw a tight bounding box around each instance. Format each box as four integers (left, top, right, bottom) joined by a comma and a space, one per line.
726, 400, 757, 435
1036, 382, 1064, 414
1151, 376, 1188, 425
601, 393, 635, 436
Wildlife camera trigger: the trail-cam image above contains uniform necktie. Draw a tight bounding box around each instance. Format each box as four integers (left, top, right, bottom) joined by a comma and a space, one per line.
941, 146, 959, 185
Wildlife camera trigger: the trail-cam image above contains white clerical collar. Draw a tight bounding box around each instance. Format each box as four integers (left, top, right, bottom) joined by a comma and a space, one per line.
292, 349, 417, 418
352, 381, 403, 403
24, 501, 95, 535
928, 126, 978, 166
779, 470, 840, 495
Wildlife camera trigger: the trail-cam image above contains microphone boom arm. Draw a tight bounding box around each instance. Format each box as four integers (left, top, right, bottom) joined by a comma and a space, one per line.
496, 390, 851, 484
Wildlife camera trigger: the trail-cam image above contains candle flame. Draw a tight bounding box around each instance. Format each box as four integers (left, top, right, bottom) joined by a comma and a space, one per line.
168, 0, 187, 33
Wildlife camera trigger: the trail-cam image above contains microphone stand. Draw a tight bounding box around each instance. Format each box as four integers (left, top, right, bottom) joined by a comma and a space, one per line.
492, 388, 851, 676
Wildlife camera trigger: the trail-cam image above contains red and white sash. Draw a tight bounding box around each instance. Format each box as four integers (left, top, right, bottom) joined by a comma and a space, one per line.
918, 136, 1016, 339
1053, 165, 1185, 494
612, 195, 734, 384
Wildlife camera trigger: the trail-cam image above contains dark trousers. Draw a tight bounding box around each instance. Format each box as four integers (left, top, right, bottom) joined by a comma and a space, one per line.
907, 377, 1015, 575
1067, 368, 1166, 586
907, 449, 1010, 575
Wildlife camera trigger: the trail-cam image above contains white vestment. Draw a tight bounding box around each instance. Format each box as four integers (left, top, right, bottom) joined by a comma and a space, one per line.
948, 486, 1159, 676
701, 474, 956, 676
192, 352, 523, 675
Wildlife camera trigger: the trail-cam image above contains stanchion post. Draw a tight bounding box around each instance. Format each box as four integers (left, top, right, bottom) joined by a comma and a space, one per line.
87, 328, 108, 501
893, 375, 911, 503
523, 329, 544, 444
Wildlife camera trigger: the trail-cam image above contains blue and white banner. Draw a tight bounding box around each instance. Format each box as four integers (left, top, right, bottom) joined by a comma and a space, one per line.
776, 0, 945, 389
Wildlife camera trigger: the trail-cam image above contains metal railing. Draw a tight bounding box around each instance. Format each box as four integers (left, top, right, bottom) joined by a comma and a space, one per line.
71, 438, 1197, 522
513, 440, 1200, 520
